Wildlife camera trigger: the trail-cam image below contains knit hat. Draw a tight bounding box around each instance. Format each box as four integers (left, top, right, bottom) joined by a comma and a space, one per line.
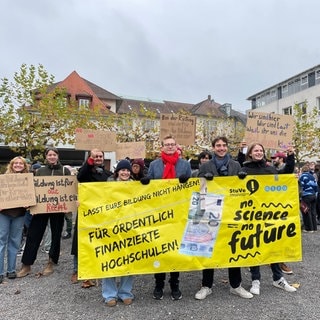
115, 159, 131, 172
132, 158, 145, 170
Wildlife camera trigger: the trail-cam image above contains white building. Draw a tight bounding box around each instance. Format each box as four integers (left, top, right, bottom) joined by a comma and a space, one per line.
247, 64, 320, 116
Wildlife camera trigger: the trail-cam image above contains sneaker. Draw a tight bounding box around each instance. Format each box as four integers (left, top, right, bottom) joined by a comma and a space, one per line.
171, 287, 182, 300
62, 233, 71, 239
153, 287, 164, 300
230, 285, 253, 299
250, 280, 260, 295
280, 263, 293, 275
195, 286, 212, 300
273, 277, 297, 292
7, 271, 17, 279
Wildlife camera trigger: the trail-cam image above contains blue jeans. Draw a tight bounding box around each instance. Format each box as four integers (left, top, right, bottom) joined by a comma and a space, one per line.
250, 263, 283, 282
0, 214, 25, 275
102, 276, 134, 302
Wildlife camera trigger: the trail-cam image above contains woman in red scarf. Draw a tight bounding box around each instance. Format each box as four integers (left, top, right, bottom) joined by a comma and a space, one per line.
146, 135, 192, 301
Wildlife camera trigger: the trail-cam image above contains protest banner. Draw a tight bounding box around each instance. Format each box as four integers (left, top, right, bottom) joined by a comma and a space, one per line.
78, 175, 301, 279
244, 111, 294, 149
160, 113, 196, 145
0, 173, 36, 209
116, 141, 146, 160
30, 176, 78, 214
75, 128, 117, 151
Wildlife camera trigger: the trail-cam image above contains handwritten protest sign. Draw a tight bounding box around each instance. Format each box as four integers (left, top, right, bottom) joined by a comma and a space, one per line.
244, 111, 294, 149
75, 128, 117, 151
116, 141, 146, 160
30, 176, 78, 214
78, 175, 301, 279
0, 173, 36, 209
160, 113, 196, 145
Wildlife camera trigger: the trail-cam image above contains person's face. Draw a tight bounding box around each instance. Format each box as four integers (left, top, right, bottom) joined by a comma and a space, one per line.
92, 152, 104, 166
212, 139, 228, 158
118, 168, 131, 181
249, 145, 264, 161
132, 164, 140, 174
162, 138, 177, 155
46, 151, 59, 165
200, 155, 210, 164
12, 159, 26, 173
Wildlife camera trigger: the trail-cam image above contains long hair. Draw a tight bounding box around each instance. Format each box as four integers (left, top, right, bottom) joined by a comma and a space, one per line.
245, 143, 266, 161
5, 156, 29, 174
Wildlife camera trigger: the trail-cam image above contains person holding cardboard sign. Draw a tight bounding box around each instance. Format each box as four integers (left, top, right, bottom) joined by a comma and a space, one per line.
17, 147, 71, 278
0, 156, 29, 284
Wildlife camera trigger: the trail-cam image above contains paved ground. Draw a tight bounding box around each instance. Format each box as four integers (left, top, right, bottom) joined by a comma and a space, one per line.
0, 230, 319, 320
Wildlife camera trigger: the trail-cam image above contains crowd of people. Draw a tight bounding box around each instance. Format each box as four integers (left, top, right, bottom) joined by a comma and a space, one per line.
1, 135, 319, 307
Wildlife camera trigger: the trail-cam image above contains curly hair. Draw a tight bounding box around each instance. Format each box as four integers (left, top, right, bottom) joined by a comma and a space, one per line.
5, 156, 29, 174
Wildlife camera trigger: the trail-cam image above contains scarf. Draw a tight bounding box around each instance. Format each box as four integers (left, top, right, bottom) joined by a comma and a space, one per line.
212, 154, 230, 176
161, 151, 179, 179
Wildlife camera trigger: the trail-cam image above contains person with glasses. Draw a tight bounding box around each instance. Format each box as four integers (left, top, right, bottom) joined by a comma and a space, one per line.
144, 134, 192, 301
70, 148, 112, 288
195, 136, 253, 299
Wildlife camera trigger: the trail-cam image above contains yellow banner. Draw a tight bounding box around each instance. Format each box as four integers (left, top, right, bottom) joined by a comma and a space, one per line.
78, 175, 302, 279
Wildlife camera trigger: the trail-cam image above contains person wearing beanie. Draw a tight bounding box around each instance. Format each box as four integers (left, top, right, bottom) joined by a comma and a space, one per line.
103, 159, 134, 306
108, 159, 132, 181
131, 158, 145, 181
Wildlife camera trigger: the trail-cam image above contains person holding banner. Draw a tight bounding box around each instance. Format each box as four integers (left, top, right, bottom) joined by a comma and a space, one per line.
0, 156, 29, 283
71, 148, 112, 288
143, 134, 192, 301
240, 142, 297, 295
102, 159, 135, 306
17, 147, 71, 278
196, 136, 253, 300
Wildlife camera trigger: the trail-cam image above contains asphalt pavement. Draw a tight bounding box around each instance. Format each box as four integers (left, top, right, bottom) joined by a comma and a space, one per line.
0, 229, 319, 320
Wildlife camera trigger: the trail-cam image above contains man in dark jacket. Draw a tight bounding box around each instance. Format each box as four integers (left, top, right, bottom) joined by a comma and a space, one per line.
196, 137, 253, 300
71, 148, 112, 287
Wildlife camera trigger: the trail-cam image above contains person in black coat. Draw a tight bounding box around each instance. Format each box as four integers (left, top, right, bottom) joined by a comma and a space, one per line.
71, 148, 112, 287
240, 143, 297, 295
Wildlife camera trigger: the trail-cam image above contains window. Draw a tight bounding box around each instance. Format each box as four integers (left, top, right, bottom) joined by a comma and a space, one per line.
270, 89, 276, 97
78, 99, 90, 108
316, 70, 320, 80
283, 106, 292, 115
298, 102, 307, 114
143, 119, 155, 131
301, 76, 308, 85
282, 84, 288, 93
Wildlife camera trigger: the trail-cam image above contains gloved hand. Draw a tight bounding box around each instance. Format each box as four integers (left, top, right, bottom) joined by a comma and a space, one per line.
238, 171, 247, 179
140, 177, 150, 185
204, 173, 214, 181
179, 174, 189, 183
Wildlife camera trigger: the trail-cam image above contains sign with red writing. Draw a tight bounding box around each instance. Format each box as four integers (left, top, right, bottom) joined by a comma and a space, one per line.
30, 176, 78, 214
75, 128, 117, 151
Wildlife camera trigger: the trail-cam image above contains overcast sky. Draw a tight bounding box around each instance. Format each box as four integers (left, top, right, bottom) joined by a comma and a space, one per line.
1, 0, 320, 112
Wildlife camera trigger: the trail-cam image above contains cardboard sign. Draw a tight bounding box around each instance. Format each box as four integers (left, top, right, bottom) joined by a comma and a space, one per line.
75, 128, 117, 151
160, 113, 196, 145
30, 176, 78, 214
116, 141, 146, 160
0, 173, 36, 209
244, 111, 294, 149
